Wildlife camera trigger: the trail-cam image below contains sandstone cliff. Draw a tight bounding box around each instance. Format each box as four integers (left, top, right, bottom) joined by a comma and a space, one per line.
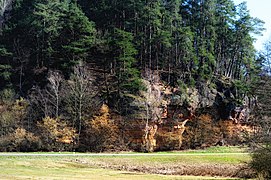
121, 73, 254, 151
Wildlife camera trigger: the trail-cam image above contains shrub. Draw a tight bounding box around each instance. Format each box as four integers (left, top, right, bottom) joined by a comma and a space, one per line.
0, 88, 15, 104
0, 128, 41, 152
250, 145, 271, 179
0, 97, 28, 136
82, 104, 120, 152
37, 117, 77, 151
12, 128, 41, 152
156, 131, 181, 150
184, 114, 220, 148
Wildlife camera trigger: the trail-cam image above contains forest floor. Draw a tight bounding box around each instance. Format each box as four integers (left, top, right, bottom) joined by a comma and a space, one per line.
0, 146, 254, 179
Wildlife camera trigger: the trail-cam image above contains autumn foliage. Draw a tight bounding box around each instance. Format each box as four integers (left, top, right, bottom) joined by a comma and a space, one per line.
81, 104, 121, 151
37, 117, 77, 151
0, 128, 40, 152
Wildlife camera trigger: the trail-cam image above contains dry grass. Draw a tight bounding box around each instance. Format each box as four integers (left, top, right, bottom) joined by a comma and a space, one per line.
0, 156, 238, 180
72, 155, 252, 178
0, 147, 254, 179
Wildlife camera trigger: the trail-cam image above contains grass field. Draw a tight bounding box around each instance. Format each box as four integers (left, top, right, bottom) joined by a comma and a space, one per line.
0, 146, 253, 180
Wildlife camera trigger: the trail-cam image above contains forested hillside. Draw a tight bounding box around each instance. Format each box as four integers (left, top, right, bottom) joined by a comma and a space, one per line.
0, 0, 268, 152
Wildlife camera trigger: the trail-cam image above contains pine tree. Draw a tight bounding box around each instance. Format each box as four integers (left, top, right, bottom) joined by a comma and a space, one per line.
163, 0, 195, 84
226, 2, 264, 80
0, 0, 38, 93
214, 0, 236, 76
182, 0, 217, 80
58, 2, 96, 69
32, 1, 96, 70
0, 46, 11, 89
111, 28, 142, 94
32, 0, 67, 68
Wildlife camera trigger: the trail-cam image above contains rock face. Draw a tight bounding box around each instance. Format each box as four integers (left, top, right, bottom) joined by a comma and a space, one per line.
124, 74, 253, 151
143, 124, 158, 152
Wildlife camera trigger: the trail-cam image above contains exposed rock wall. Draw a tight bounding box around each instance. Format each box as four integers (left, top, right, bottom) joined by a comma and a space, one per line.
123, 74, 254, 151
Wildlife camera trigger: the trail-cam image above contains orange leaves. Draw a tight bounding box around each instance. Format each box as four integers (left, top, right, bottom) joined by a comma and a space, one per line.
38, 117, 77, 145
84, 104, 120, 151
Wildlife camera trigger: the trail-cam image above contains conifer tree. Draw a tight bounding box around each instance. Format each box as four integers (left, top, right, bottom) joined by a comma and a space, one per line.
58, 2, 96, 69
111, 28, 142, 94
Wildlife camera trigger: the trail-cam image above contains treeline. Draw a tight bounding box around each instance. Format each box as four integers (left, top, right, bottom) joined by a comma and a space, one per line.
0, 0, 265, 151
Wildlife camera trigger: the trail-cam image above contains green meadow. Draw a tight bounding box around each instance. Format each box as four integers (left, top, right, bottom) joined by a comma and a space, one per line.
0, 146, 252, 179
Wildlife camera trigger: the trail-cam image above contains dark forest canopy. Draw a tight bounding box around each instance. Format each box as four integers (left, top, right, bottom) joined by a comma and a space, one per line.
0, 0, 268, 152
0, 0, 265, 92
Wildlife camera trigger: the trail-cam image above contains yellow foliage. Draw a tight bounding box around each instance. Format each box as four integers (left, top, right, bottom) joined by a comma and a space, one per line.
13, 128, 39, 144
90, 111, 116, 138
90, 104, 113, 132
10, 128, 41, 151
14, 128, 27, 139
57, 127, 77, 144
99, 104, 110, 114
13, 97, 28, 112
38, 117, 77, 144
91, 114, 110, 130
38, 117, 58, 137
85, 104, 119, 151
0, 97, 28, 132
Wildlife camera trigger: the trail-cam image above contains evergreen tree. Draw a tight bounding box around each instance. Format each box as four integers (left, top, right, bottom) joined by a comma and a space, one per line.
56, 2, 96, 70
182, 0, 216, 80
32, 0, 67, 68
226, 2, 264, 80
0, 0, 268, 152
111, 28, 142, 94
0, 0, 37, 93
214, 0, 236, 76
33, 1, 96, 70
0, 46, 11, 89
164, 0, 195, 84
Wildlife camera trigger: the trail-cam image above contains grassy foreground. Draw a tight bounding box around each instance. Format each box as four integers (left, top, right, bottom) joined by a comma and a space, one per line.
0, 158, 234, 180
0, 146, 252, 179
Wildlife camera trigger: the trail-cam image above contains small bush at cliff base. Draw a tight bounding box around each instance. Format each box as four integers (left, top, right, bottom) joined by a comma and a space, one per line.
250, 145, 271, 179
82, 104, 122, 152
37, 117, 77, 151
0, 128, 41, 152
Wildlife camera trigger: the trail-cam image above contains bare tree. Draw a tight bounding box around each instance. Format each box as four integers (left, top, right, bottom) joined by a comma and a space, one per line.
0, 0, 12, 16
0, 0, 12, 30
67, 65, 97, 144
263, 41, 271, 74
29, 86, 51, 118
140, 78, 163, 152
47, 71, 63, 118
29, 70, 63, 119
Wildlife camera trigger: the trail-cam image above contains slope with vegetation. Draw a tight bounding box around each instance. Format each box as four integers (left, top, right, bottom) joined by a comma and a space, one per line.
0, 0, 267, 153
